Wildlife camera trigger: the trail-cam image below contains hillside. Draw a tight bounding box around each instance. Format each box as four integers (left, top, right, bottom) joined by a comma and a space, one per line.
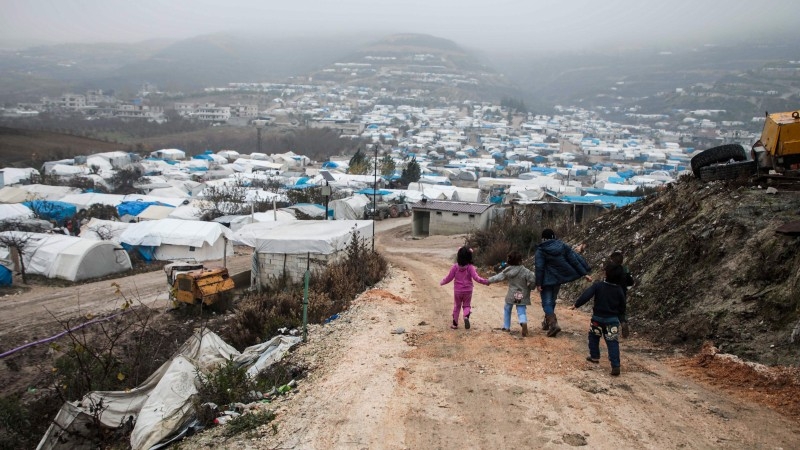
562, 177, 800, 366
0, 126, 130, 167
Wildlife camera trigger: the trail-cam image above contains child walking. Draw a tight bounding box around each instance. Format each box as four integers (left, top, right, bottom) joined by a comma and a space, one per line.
487, 251, 537, 337
440, 246, 489, 329
570, 261, 628, 376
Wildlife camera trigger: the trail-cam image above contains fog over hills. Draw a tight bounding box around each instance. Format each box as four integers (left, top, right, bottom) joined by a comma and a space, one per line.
0, 30, 798, 119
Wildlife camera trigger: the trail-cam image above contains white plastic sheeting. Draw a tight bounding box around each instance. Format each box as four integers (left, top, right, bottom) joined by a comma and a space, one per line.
79, 218, 130, 242
0, 232, 131, 281
0, 203, 34, 221
329, 194, 370, 220
37, 331, 301, 450
119, 218, 234, 262
235, 220, 372, 255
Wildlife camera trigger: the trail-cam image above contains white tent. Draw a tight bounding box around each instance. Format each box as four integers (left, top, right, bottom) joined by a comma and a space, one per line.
213, 211, 297, 233
0, 203, 34, 221
136, 205, 177, 221
37, 330, 301, 450
119, 218, 234, 262
0, 167, 38, 185
237, 220, 373, 285
329, 194, 370, 220
235, 220, 372, 255
0, 186, 32, 204
79, 218, 130, 242
150, 149, 186, 160
0, 231, 131, 281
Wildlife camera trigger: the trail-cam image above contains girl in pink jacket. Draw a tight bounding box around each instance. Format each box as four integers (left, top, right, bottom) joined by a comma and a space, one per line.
441, 247, 489, 329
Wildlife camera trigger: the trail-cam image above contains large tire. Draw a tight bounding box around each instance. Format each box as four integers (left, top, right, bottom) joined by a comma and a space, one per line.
691, 144, 747, 177
698, 160, 757, 182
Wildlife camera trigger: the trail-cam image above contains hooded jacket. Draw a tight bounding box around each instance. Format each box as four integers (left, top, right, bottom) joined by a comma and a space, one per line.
440, 263, 488, 293
535, 239, 591, 287
488, 265, 537, 305
573, 280, 627, 321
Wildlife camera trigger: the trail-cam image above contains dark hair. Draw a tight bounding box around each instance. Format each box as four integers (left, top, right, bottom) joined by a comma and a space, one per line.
541, 229, 556, 240
507, 251, 523, 266
604, 261, 625, 285
609, 249, 624, 265
457, 246, 473, 266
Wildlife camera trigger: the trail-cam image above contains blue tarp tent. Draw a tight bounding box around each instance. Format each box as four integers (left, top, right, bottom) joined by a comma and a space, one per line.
0, 265, 11, 286
356, 189, 392, 196
22, 200, 76, 224
561, 195, 640, 208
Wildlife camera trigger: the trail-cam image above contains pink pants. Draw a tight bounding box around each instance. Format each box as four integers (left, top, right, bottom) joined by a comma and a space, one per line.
453, 291, 473, 322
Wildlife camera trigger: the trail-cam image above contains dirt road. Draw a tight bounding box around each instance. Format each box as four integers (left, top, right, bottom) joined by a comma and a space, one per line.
200, 218, 800, 449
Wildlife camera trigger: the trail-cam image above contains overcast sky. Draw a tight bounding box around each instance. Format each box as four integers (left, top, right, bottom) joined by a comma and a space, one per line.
2, 0, 797, 53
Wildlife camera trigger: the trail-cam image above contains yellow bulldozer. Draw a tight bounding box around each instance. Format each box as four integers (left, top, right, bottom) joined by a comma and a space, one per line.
165, 261, 235, 308
691, 109, 800, 181
752, 110, 800, 173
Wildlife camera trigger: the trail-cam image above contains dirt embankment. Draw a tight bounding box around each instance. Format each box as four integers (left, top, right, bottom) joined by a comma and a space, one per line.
564, 178, 800, 366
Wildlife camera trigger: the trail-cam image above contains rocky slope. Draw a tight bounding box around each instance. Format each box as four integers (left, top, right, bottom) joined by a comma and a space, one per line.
563, 176, 800, 366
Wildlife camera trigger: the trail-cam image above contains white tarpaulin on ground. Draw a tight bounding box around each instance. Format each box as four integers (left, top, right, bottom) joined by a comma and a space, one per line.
37, 331, 301, 450
0, 231, 131, 281
235, 220, 372, 255
119, 218, 234, 262
329, 194, 370, 220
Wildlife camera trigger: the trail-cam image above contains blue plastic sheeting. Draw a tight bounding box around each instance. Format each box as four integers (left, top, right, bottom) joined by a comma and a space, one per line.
117, 201, 173, 218
531, 167, 557, 175
356, 188, 392, 196
187, 166, 208, 172
607, 177, 625, 184
22, 200, 76, 224
489, 196, 504, 204
617, 170, 635, 179
0, 265, 11, 286
561, 195, 640, 208
295, 177, 310, 185
193, 154, 213, 160
121, 243, 156, 262
322, 161, 340, 168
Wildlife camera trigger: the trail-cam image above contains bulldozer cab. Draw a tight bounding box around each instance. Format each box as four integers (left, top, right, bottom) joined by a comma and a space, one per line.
753, 110, 800, 171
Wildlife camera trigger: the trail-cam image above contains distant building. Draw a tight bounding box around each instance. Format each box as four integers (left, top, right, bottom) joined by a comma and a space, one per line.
411, 199, 495, 237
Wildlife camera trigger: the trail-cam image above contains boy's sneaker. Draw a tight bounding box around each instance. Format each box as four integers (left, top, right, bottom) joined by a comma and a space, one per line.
611, 366, 621, 376
464, 316, 470, 329
586, 356, 600, 364
450, 320, 458, 329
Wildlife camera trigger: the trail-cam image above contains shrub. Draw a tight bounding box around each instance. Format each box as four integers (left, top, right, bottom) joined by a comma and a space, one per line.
224, 232, 388, 348
223, 409, 276, 437
195, 357, 257, 409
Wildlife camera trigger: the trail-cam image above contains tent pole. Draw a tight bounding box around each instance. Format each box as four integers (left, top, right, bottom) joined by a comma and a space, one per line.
302, 252, 309, 343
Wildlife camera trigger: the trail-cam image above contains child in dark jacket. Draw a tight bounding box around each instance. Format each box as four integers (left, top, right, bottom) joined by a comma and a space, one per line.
534, 229, 592, 337
441, 246, 489, 329
570, 261, 627, 376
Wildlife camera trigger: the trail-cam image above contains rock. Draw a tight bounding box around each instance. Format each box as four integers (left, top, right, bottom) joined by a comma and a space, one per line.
391, 327, 405, 334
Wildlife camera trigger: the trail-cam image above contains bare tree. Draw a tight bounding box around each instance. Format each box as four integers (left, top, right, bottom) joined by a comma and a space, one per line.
0, 229, 36, 284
